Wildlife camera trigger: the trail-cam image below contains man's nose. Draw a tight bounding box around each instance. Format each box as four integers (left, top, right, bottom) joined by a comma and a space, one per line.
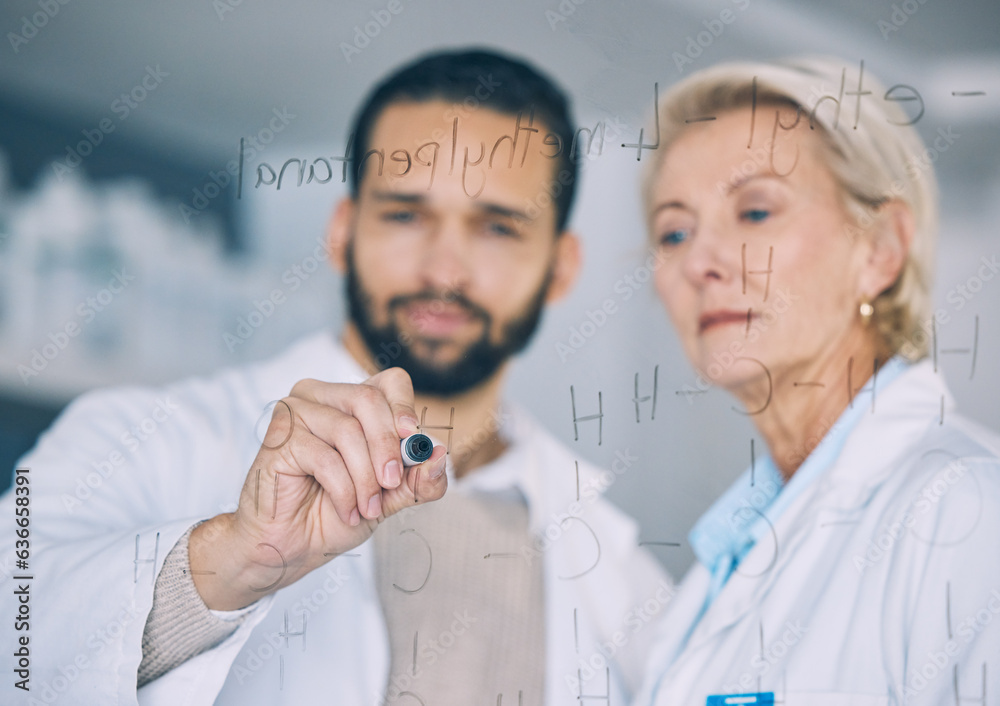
419, 219, 472, 294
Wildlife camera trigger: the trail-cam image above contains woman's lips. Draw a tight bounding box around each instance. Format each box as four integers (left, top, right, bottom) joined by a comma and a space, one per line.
699, 309, 755, 333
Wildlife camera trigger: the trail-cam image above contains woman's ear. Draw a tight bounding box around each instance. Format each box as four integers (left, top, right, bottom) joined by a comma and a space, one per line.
327, 197, 356, 274
858, 199, 915, 299
545, 231, 583, 304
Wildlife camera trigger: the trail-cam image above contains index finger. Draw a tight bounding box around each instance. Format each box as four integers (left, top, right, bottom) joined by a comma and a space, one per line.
290, 374, 416, 490
291, 373, 418, 438
363, 367, 419, 437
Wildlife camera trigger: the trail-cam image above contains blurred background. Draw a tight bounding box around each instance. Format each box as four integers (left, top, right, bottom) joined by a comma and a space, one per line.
0, 0, 997, 578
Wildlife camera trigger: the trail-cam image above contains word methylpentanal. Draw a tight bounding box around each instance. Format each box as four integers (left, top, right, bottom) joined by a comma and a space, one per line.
239, 111, 607, 199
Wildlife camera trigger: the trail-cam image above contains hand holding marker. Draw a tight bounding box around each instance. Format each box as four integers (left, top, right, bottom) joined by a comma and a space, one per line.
401, 433, 434, 466
188, 369, 448, 612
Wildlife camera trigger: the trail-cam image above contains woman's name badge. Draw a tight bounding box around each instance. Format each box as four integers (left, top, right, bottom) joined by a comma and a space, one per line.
706, 695, 775, 705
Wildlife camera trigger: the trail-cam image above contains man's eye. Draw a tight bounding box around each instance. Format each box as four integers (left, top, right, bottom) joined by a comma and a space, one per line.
383, 210, 417, 224
742, 209, 770, 223
659, 229, 689, 246
486, 221, 517, 237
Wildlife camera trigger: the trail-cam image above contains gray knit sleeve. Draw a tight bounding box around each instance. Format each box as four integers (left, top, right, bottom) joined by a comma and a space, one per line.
137, 522, 252, 686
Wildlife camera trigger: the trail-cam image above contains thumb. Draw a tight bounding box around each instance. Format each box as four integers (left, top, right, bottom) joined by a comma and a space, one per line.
380, 445, 448, 517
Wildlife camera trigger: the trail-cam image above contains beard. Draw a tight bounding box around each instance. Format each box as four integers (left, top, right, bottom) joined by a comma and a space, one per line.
345, 241, 552, 396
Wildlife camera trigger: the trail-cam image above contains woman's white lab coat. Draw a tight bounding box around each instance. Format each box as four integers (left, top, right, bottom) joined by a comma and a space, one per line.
634, 359, 1000, 706
0, 332, 670, 705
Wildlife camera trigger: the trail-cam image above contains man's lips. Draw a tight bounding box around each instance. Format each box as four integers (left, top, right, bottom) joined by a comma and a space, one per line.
699, 309, 756, 333
402, 301, 478, 337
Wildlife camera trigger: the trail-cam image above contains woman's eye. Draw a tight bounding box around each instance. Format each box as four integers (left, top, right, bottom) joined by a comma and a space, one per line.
742, 209, 770, 223
659, 229, 689, 246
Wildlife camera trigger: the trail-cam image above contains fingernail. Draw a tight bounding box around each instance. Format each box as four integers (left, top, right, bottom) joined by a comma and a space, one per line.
384, 460, 401, 487
400, 416, 419, 435
428, 454, 447, 480
367, 494, 382, 519
349, 508, 360, 526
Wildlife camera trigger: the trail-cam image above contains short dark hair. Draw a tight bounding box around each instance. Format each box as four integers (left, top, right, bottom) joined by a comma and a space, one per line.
347, 48, 578, 232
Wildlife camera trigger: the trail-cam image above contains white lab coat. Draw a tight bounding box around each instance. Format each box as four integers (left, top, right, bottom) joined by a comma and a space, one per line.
0, 331, 670, 706
634, 359, 1000, 706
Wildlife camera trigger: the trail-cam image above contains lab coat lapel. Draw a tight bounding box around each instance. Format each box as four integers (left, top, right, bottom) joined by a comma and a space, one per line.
822, 360, 951, 500
678, 361, 950, 657
679, 523, 784, 655
643, 563, 713, 679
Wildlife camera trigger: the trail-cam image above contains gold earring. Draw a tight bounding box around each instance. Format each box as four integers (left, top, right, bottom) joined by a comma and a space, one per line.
859, 300, 874, 325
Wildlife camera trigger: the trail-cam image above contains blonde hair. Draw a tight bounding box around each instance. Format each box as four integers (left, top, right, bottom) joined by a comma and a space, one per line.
642, 57, 938, 360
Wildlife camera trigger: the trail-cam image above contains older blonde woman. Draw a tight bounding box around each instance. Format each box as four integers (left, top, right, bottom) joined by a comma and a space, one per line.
634, 59, 1000, 705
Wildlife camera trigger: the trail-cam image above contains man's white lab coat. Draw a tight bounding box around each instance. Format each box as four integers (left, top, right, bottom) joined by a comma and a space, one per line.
634, 360, 1000, 706
0, 331, 670, 705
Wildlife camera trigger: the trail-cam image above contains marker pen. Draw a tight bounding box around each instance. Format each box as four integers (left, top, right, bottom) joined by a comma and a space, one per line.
400, 433, 434, 467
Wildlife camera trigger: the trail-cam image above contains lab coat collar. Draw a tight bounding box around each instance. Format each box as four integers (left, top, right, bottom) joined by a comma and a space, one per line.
681, 357, 950, 655
688, 357, 909, 587
817, 358, 952, 506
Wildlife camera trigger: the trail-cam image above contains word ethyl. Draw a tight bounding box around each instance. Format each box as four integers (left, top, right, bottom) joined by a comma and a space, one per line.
742, 59, 988, 147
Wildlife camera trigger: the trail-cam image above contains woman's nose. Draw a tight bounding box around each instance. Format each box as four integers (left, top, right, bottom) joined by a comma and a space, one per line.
681, 220, 736, 288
